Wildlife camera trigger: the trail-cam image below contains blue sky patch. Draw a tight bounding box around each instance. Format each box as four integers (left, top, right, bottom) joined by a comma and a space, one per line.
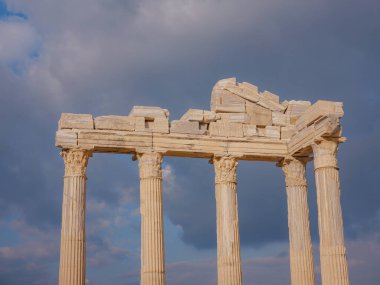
0, 1, 27, 20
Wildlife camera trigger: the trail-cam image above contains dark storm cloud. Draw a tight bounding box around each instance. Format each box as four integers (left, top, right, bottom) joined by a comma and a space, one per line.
163, 157, 217, 248
0, 69, 61, 228
159, 0, 380, 249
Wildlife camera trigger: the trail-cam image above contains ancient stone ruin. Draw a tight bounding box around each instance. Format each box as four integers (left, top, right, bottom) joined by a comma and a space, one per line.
56, 78, 350, 285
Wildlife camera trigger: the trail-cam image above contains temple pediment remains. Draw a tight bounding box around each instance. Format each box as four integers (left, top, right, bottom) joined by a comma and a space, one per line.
57, 78, 344, 160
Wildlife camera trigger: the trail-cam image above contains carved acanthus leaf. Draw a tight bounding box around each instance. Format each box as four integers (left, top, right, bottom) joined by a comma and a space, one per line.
138, 152, 163, 179
282, 159, 307, 187
61, 149, 92, 176
312, 140, 338, 170
214, 156, 238, 184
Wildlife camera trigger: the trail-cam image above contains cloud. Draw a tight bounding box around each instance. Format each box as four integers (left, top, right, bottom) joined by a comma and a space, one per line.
346, 235, 380, 284
0, 0, 379, 284
87, 235, 130, 267
0, 19, 38, 63
0, 220, 58, 285
162, 163, 176, 194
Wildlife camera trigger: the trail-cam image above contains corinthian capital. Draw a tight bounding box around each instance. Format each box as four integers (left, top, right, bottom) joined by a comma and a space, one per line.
281, 158, 307, 187
61, 149, 92, 176
312, 140, 339, 170
137, 152, 163, 179
213, 156, 238, 184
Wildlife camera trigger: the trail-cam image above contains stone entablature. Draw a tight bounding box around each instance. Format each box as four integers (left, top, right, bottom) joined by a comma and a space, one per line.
55, 78, 350, 285
56, 78, 344, 160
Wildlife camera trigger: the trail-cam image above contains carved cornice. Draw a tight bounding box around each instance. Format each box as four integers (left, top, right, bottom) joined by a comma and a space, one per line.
281, 158, 307, 187
312, 140, 338, 170
137, 152, 163, 179
213, 156, 238, 184
61, 149, 92, 176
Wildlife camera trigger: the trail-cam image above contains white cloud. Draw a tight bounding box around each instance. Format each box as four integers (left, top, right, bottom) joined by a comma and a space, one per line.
0, 220, 59, 263
2, 0, 310, 105
162, 164, 176, 194
0, 19, 38, 63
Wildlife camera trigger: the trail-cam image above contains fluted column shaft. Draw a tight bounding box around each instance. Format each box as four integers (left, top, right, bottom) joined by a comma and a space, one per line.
282, 159, 315, 285
213, 156, 242, 285
138, 152, 166, 285
59, 149, 91, 285
312, 140, 350, 285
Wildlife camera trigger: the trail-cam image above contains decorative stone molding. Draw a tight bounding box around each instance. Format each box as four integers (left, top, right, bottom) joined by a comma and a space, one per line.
137, 152, 163, 179
61, 149, 92, 176
282, 159, 307, 187
55, 78, 350, 285
312, 140, 338, 170
213, 156, 238, 184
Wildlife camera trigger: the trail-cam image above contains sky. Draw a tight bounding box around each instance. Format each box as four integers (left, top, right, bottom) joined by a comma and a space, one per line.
0, 0, 379, 284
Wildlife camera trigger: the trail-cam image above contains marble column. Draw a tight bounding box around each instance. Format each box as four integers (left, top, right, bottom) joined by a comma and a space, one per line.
312, 140, 350, 285
213, 156, 242, 285
281, 158, 315, 285
59, 149, 92, 285
137, 152, 166, 285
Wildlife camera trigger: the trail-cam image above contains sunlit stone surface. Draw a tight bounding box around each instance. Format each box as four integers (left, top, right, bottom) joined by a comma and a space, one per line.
56, 78, 349, 285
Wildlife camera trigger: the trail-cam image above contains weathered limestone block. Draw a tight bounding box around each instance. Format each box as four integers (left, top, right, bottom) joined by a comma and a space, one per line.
134, 116, 169, 134
257, 127, 264, 137
225, 82, 260, 103
223, 81, 284, 112
219, 113, 250, 123
262, 90, 280, 104
288, 116, 342, 156
246, 102, 272, 126
296, 101, 344, 131
211, 78, 247, 113
170, 120, 207, 135
139, 118, 169, 133
285, 101, 311, 124
56, 130, 78, 148
180, 109, 204, 122
180, 109, 220, 123
142, 120, 154, 131
203, 111, 221, 123
217, 91, 245, 104
129, 106, 169, 119
94, 115, 135, 131
243, 124, 258, 137
77, 129, 153, 150
199, 123, 208, 132
265, 126, 281, 139
229, 123, 244, 138
151, 117, 170, 133
209, 121, 243, 137
257, 126, 281, 139
213, 77, 238, 89
281, 126, 296, 140
214, 102, 246, 113
281, 100, 290, 109
135, 117, 146, 131
256, 95, 286, 112
239, 82, 260, 99
272, 112, 288, 127
59, 113, 94, 130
